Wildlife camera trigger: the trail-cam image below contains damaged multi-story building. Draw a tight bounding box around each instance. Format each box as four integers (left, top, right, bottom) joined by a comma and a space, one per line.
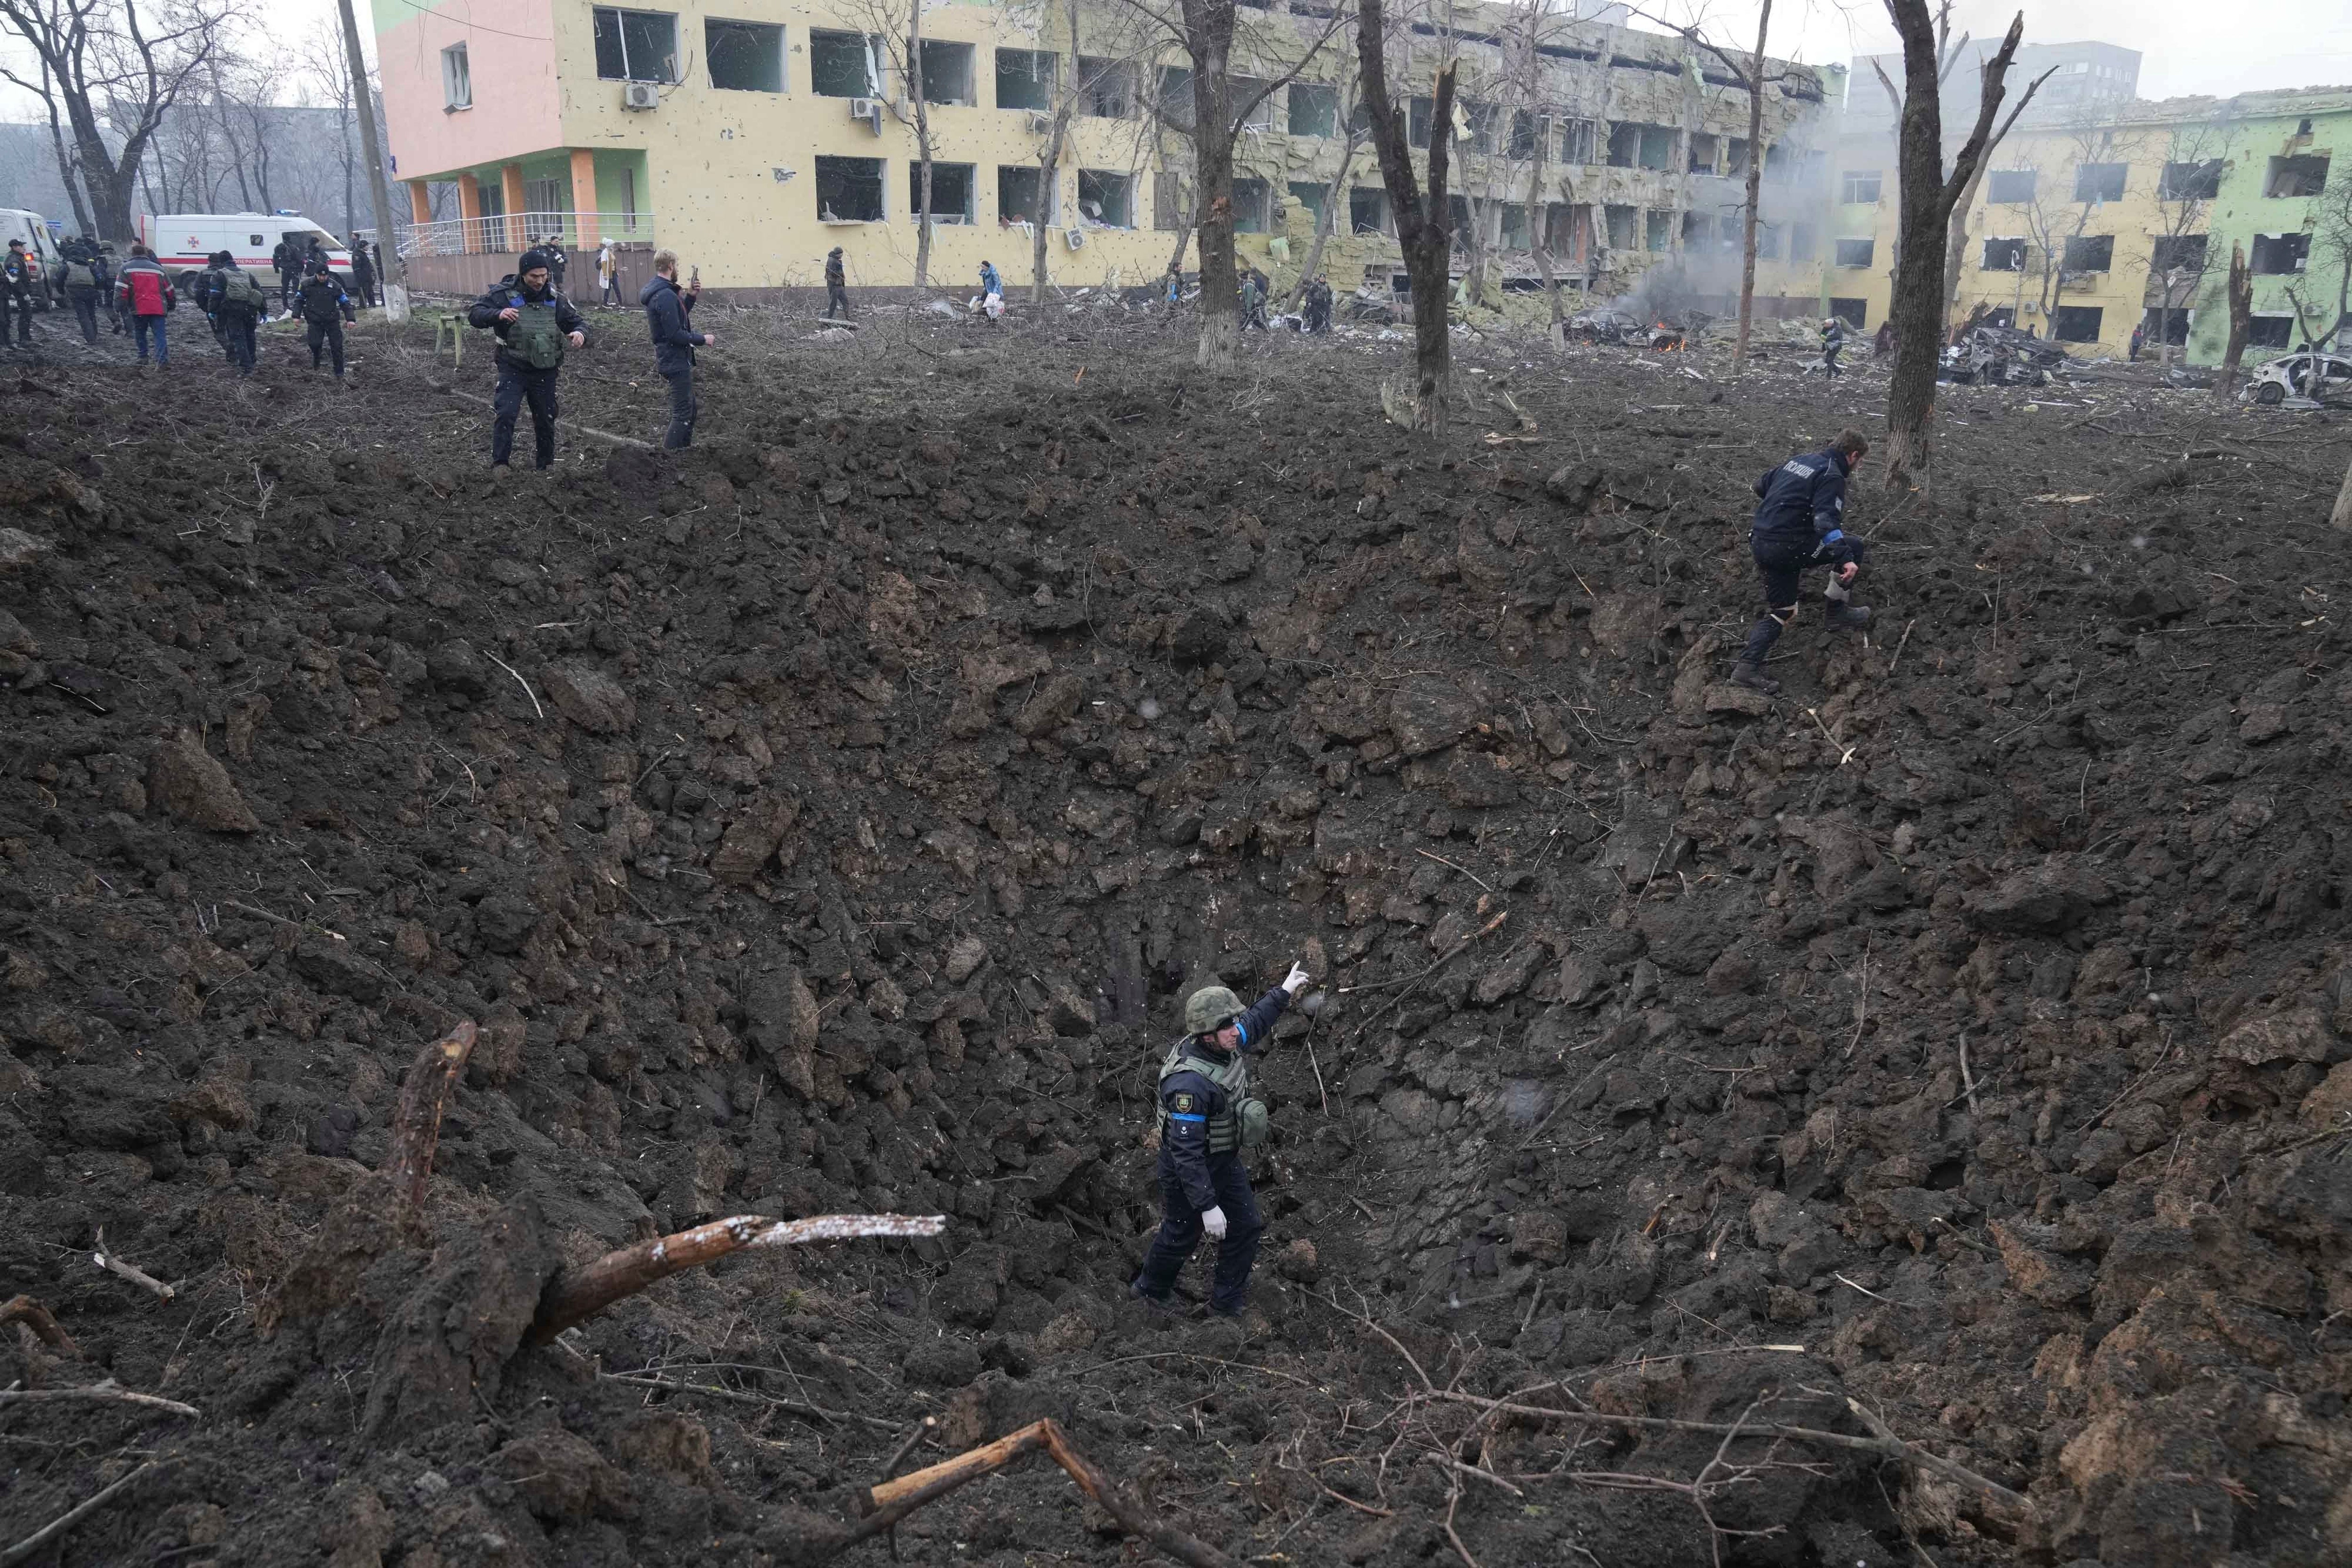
372, 0, 1845, 310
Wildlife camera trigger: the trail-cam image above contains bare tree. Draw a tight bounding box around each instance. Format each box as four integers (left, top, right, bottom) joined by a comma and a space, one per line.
1878, 4, 2047, 486
1358, 0, 1457, 430
0, 0, 228, 241
1285, 29, 1368, 314
2306, 153, 2352, 350
2142, 119, 2233, 366
26, 52, 95, 233
2333, 445, 2352, 530
2214, 239, 2252, 401
1030, 0, 1079, 304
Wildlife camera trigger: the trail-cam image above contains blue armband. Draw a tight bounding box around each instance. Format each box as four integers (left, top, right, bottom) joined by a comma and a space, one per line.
1168, 1113, 1205, 1124
1823, 529, 1843, 543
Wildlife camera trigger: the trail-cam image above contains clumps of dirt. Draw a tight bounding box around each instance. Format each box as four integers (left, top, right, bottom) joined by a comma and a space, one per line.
0, 311, 2348, 1568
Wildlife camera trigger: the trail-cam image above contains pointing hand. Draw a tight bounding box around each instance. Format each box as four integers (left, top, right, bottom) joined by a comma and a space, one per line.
1282, 961, 1311, 996
1200, 1206, 1228, 1240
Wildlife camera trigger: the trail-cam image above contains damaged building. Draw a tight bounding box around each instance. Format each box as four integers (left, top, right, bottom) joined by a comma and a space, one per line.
373, 0, 1844, 308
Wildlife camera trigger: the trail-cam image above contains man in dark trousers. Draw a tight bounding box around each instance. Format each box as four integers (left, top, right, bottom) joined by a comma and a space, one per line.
823, 246, 849, 318
1819, 316, 1845, 378
467, 246, 586, 471
1731, 429, 1873, 694
350, 240, 378, 308
641, 248, 714, 449
544, 238, 568, 293
1, 239, 35, 346
272, 238, 298, 311
1131, 961, 1312, 1319
209, 252, 269, 374
298, 259, 357, 379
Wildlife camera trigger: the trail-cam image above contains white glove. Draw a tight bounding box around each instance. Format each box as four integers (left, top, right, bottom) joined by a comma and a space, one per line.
1201, 1205, 1228, 1240
1282, 961, 1311, 996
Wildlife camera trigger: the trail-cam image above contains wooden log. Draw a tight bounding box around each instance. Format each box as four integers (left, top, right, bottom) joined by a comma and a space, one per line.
386, 1020, 477, 1226
0, 1295, 81, 1360
529, 1212, 946, 1343
0, 1383, 200, 1418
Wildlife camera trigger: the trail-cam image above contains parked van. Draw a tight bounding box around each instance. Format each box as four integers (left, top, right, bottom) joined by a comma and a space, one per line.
0, 209, 60, 309
136, 213, 353, 291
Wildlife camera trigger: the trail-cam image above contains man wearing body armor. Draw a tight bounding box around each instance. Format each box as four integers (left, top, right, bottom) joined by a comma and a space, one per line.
466, 247, 586, 471
1131, 961, 1313, 1318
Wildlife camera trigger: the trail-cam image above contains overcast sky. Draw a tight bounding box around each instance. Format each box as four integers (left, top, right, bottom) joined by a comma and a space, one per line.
3, 0, 2349, 125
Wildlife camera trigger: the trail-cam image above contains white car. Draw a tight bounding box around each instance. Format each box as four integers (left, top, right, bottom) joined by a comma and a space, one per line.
2248, 349, 2352, 405
0, 208, 61, 309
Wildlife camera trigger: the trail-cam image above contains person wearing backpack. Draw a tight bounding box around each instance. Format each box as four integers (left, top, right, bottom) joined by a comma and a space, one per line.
115, 244, 175, 366
466, 246, 586, 471
61, 246, 103, 344
212, 255, 267, 374
272, 239, 298, 312
298, 259, 357, 379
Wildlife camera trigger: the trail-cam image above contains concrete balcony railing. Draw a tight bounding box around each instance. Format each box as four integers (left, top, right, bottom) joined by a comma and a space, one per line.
398, 212, 655, 258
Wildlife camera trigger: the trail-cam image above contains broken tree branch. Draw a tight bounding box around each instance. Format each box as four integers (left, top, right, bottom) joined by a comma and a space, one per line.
0, 1296, 82, 1360
385, 1020, 478, 1228
530, 1212, 947, 1343
850, 1418, 1236, 1568
600, 1371, 901, 1432
443, 387, 656, 450
0, 1382, 200, 1419
479, 651, 545, 720
0, 1459, 173, 1568
1346, 911, 1509, 1038
91, 1229, 175, 1303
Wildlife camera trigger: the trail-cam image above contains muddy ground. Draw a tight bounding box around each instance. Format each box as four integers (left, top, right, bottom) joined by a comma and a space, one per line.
1, 296, 2349, 1568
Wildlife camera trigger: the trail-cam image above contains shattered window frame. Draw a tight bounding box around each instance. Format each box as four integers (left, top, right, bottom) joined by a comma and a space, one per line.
2246, 314, 2295, 348
1231, 177, 1271, 233
1076, 169, 1134, 228
1289, 182, 1327, 225
707, 20, 784, 94
593, 6, 680, 84
1558, 117, 1597, 166
1833, 236, 1874, 269
2073, 162, 2127, 203
916, 39, 975, 105
1838, 169, 1882, 204
2249, 231, 2311, 275
2157, 159, 2223, 201
995, 48, 1058, 112
1350, 186, 1390, 236
815, 155, 886, 222
2062, 234, 2114, 273
2149, 234, 2208, 275
997, 165, 1056, 226
1231, 77, 1278, 132
1603, 204, 1636, 249
1156, 67, 1194, 132
1981, 236, 2026, 271
2264, 154, 2330, 198
907, 161, 976, 223
809, 29, 878, 98
1287, 82, 1339, 137
1078, 57, 1133, 118
1987, 169, 2036, 204
2051, 304, 2104, 343
1641, 208, 1669, 251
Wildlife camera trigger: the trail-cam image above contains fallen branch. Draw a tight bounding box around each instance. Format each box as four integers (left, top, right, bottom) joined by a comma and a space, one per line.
0, 1296, 82, 1359
386, 1021, 478, 1227
443, 387, 657, 450
850, 1418, 1235, 1568
480, 651, 545, 720
1346, 911, 1509, 1039
530, 1212, 946, 1343
600, 1371, 900, 1431
0, 1382, 200, 1419
91, 1229, 175, 1303
0, 1459, 172, 1568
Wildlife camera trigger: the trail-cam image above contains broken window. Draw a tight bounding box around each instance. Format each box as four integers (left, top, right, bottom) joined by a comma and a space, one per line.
1288, 182, 1326, 226
998, 165, 1054, 225
1688, 133, 1716, 174
815, 155, 884, 222
1495, 204, 1527, 249
1507, 111, 1537, 161
1409, 96, 1433, 149
2158, 160, 2223, 200
1156, 68, 1193, 131
1987, 168, 2035, 203
1754, 223, 1780, 259
1828, 299, 1866, 328
1604, 204, 1636, 249
809, 31, 875, 98
1078, 58, 1133, 118
1839, 169, 1881, 204
2074, 162, 2127, 202
1350, 187, 1389, 235
1076, 170, 1132, 227
1232, 177, 1270, 233
2149, 234, 2207, 275
1982, 237, 2026, 271
1446, 195, 1476, 253
1834, 237, 1873, 268
2247, 314, 2294, 348
594, 7, 679, 83
995, 49, 1057, 111
1232, 77, 1276, 131
2138, 307, 2191, 345
1558, 118, 1597, 165
1606, 124, 1675, 170
2063, 235, 2114, 273
707, 21, 782, 92
1645, 209, 1670, 251
1789, 222, 1816, 261
2052, 304, 2103, 343
2250, 232, 2310, 274
908, 162, 975, 222
1680, 211, 1710, 248
1153, 173, 1188, 230
1548, 204, 1589, 263
916, 40, 972, 104
1464, 102, 1499, 154
1725, 137, 1749, 176
2265, 154, 2329, 198
1287, 82, 1337, 136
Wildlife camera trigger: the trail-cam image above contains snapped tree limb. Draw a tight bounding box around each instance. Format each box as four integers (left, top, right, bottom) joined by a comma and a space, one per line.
387, 1020, 477, 1227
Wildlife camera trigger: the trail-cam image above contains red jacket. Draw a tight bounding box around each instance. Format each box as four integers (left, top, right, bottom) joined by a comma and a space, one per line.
118, 258, 174, 317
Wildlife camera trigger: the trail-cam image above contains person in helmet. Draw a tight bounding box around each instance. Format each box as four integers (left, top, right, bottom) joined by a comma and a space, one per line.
1131, 960, 1314, 1318
1818, 315, 1845, 379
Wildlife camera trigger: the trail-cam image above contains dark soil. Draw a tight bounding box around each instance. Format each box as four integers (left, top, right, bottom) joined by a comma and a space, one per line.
2, 301, 2349, 1568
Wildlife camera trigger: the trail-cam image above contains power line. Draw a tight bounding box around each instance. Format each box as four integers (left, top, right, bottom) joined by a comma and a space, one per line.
390, 0, 552, 46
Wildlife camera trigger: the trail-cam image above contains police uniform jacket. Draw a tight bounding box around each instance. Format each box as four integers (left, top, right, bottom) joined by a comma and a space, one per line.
1159, 985, 1289, 1211
1750, 447, 1854, 562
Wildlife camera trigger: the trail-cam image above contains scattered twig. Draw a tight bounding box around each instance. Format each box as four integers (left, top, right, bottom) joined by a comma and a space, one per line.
1345, 912, 1509, 1040
386, 1021, 478, 1228
1413, 847, 1493, 892
1834, 1273, 1894, 1305
883, 1416, 937, 1473
0, 1383, 200, 1418
1886, 618, 1917, 678
481, 651, 544, 720
1958, 1031, 1979, 1117
90, 1230, 175, 1303
443, 387, 656, 450
1845, 940, 1871, 1058
0, 1459, 174, 1568
600, 1372, 898, 1431
0, 1297, 81, 1360
531, 1212, 946, 1343
1803, 706, 1858, 766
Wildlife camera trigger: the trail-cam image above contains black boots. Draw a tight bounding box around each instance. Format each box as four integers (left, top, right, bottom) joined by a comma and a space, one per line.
1826, 603, 1874, 631
1731, 661, 1779, 694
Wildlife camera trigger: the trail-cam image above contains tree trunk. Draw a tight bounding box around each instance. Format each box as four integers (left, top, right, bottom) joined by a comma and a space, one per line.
36, 64, 93, 236
911, 0, 931, 288
2216, 241, 2252, 401
1288, 137, 1356, 311
1732, 0, 1770, 373
1359, 0, 1454, 431
1941, 157, 1988, 319
335, 0, 408, 319
1880, 24, 1950, 484
1522, 142, 1559, 327
1031, 0, 1079, 306
1180, 0, 1238, 372
2332, 444, 2352, 530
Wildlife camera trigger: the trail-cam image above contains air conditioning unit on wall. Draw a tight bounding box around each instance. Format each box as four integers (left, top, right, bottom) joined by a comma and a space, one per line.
621, 82, 659, 110
849, 96, 884, 130
1026, 111, 1054, 135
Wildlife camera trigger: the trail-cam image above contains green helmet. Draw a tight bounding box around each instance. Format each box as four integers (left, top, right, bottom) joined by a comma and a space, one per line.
1184, 985, 1244, 1036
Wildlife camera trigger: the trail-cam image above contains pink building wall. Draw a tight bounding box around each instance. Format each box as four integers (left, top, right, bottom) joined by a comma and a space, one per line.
374, 0, 564, 180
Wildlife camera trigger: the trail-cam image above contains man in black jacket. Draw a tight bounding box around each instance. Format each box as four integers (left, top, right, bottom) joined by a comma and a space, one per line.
823, 246, 848, 319
350, 240, 378, 308
1131, 962, 1312, 1319
641, 249, 715, 449
272, 239, 298, 311
208, 252, 269, 374
298, 260, 357, 379
1731, 429, 1873, 693
467, 247, 586, 471
1, 240, 35, 346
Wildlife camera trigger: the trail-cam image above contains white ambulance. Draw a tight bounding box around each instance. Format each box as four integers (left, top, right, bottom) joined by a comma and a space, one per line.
136, 213, 354, 292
